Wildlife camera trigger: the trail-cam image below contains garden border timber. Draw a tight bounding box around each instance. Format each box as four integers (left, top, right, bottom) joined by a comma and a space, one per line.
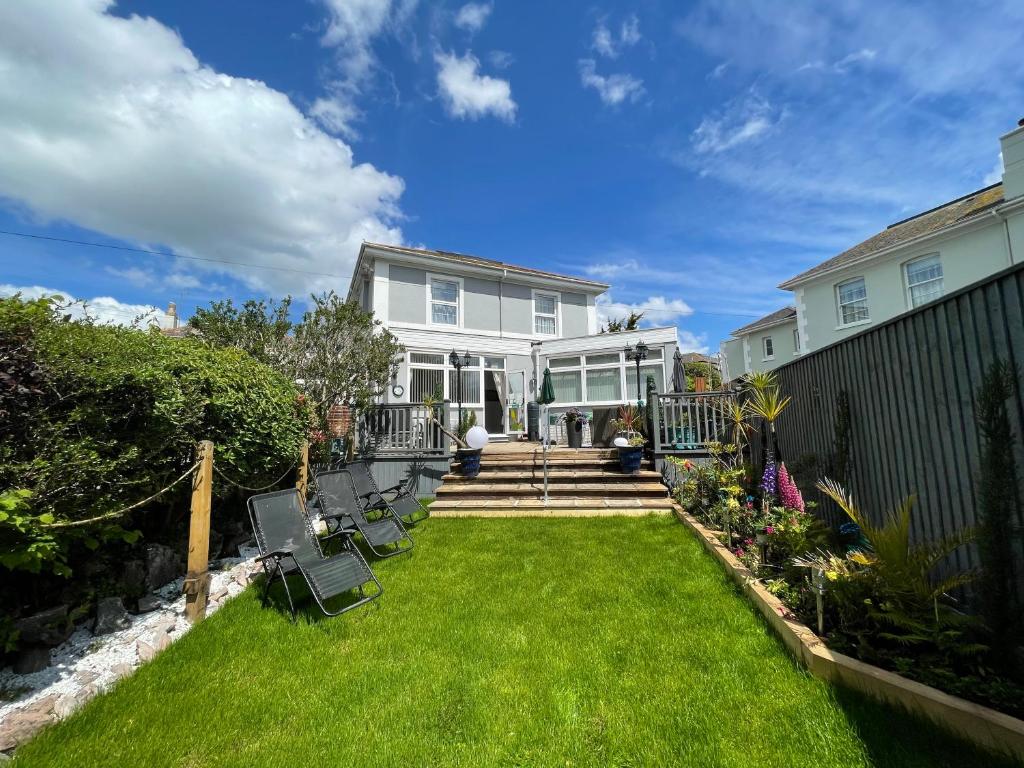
672, 503, 1024, 762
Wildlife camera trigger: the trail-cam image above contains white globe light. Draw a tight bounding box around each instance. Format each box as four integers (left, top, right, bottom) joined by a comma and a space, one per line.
465, 425, 490, 450
613, 436, 629, 448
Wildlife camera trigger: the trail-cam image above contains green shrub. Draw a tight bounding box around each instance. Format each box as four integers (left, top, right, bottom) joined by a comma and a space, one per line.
0, 295, 310, 586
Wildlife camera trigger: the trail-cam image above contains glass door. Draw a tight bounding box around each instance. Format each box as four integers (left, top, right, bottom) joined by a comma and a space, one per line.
507, 370, 526, 434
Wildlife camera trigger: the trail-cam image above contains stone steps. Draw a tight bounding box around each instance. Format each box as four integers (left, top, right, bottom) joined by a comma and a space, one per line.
441, 469, 663, 483
429, 497, 676, 517
435, 482, 669, 499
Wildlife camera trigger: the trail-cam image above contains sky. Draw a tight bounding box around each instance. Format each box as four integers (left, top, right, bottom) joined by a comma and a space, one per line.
0, 0, 1022, 351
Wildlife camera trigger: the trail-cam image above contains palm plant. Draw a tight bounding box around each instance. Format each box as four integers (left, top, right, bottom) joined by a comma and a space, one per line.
815, 478, 978, 636
722, 400, 753, 450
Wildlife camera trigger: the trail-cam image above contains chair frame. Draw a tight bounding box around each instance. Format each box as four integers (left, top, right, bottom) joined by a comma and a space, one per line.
248, 488, 383, 619
313, 468, 414, 558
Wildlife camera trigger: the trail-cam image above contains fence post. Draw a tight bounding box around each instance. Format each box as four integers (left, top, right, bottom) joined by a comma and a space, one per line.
184, 440, 213, 624
296, 440, 310, 497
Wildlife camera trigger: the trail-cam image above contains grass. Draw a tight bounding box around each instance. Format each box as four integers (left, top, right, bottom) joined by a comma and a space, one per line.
12, 516, 1020, 767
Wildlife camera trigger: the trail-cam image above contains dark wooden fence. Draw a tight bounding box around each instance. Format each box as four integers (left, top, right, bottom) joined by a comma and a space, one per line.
763, 261, 1024, 581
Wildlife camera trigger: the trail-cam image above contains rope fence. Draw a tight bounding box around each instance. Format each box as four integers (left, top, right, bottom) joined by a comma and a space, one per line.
36, 439, 311, 625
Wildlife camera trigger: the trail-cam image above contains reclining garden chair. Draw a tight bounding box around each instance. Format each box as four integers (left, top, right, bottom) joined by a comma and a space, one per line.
248, 487, 382, 619
313, 468, 414, 558
345, 460, 430, 525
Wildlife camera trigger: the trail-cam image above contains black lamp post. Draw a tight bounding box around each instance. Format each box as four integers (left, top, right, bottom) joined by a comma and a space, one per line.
449, 349, 472, 427
624, 339, 649, 407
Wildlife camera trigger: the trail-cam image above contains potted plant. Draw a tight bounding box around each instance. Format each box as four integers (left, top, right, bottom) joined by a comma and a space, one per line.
611, 405, 647, 474
559, 407, 588, 449
422, 393, 487, 478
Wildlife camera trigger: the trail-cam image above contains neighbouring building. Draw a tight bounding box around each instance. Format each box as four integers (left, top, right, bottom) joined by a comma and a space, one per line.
780, 121, 1024, 353
347, 242, 680, 438
719, 306, 799, 382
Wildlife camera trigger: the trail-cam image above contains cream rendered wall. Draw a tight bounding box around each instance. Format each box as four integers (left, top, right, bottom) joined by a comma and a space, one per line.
744, 319, 798, 374
721, 338, 745, 381
799, 221, 1012, 351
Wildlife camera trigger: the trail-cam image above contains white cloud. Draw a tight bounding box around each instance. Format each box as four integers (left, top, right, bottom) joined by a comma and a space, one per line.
596, 294, 693, 329
314, 0, 418, 136
591, 14, 641, 59
434, 50, 517, 121
983, 154, 1004, 186
0, 284, 173, 328
578, 59, 644, 107
454, 3, 492, 33
488, 50, 515, 69
692, 92, 782, 154
676, 330, 709, 354
0, 0, 404, 297
832, 47, 876, 73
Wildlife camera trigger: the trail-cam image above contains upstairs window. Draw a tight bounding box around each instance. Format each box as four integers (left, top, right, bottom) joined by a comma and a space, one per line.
762, 336, 774, 360
793, 328, 801, 353
430, 277, 459, 326
837, 277, 869, 325
905, 254, 944, 308
534, 292, 558, 336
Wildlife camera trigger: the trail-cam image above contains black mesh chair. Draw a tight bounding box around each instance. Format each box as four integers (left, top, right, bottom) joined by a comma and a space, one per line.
313, 469, 414, 558
345, 460, 430, 525
248, 488, 382, 619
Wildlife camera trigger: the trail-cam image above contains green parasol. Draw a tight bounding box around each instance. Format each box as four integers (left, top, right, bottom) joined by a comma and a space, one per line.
538, 368, 556, 501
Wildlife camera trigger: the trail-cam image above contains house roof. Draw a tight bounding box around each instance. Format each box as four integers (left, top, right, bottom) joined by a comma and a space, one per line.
678, 352, 717, 364
779, 183, 1005, 289
731, 306, 797, 337
358, 242, 610, 292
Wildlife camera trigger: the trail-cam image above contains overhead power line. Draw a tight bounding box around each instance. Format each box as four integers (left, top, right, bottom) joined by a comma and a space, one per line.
0, 228, 765, 319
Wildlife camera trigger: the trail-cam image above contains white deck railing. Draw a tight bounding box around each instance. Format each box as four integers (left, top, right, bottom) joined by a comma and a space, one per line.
651, 391, 737, 454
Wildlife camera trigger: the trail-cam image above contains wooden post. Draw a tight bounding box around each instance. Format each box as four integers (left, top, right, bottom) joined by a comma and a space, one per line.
296, 440, 310, 498
184, 440, 213, 624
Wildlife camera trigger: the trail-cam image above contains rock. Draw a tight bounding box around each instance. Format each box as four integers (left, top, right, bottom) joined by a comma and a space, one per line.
0, 695, 57, 751
135, 594, 162, 614
121, 559, 147, 598
136, 633, 170, 663
14, 605, 70, 647
210, 587, 228, 603
53, 686, 96, 720
153, 619, 176, 635
145, 544, 180, 590
13, 645, 51, 674
110, 663, 134, 680
74, 669, 99, 685
93, 597, 131, 635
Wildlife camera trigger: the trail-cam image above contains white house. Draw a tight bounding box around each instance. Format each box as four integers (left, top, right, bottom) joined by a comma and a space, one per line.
780, 120, 1024, 353
719, 306, 799, 382
347, 242, 679, 438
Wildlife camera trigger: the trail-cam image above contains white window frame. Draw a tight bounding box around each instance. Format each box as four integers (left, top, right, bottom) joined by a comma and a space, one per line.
762, 335, 774, 361
406, 348, 485, 406
792, 328, 801, 355
903, 253, 944, 309
532, 289, 561, 337
427, 273, 463, 329
836, 277, 870, 328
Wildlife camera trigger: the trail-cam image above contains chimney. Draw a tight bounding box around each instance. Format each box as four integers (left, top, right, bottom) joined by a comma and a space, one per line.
999, 118, 1024, 200
167, 301, 178, 330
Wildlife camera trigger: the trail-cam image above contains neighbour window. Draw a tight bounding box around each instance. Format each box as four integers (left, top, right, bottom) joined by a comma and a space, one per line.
762, 336, 774, 360
905, 254, 944, 308
793, 329, 801, 353
837, 277, 869, 325
534, 292, 558, 335
430, 278, 459, 326
586, 352, 620, 366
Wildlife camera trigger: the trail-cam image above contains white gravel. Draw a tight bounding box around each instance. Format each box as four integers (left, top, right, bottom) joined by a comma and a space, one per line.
0, 547, 261, 729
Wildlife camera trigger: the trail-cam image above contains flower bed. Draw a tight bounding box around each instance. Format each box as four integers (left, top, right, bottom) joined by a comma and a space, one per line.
668, 445, 1024, 722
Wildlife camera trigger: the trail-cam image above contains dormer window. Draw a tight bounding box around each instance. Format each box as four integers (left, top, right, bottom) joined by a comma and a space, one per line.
429, 276, 460, 326
533, 291, 559, 336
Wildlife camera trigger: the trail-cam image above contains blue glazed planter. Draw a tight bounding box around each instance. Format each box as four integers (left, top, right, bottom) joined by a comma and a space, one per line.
617, 446, 644, 474
457, 448, 483, 478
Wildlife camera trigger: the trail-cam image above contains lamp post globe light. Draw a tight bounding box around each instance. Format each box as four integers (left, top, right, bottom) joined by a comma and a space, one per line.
449, 349, 472, 427
624, 339, 649, 407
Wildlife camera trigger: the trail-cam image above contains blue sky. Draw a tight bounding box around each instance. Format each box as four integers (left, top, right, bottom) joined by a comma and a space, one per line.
0, 1, 1022, 350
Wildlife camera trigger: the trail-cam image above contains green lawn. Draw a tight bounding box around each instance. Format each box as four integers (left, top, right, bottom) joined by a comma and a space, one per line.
12, 517, 1018, 767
